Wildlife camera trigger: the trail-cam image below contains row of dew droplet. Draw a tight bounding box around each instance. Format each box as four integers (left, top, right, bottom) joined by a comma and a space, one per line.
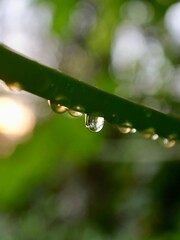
1, 81, 177, 148
48, 100, 176, 148
48, 100, 104, 133
0, 81, 105, 133
118, 122, 176, 148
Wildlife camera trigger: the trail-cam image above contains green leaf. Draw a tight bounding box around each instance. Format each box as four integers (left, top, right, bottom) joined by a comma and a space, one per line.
0, 44, 179, 140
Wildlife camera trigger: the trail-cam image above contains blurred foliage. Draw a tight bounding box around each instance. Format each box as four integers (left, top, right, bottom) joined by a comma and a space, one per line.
0, 0, 180, 239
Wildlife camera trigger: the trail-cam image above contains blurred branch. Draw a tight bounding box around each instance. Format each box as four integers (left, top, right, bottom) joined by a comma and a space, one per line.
0, 44, 179, 140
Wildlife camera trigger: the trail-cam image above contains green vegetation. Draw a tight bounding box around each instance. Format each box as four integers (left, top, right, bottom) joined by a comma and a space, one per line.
0, 44, 179, 139
0, 0, 179, 239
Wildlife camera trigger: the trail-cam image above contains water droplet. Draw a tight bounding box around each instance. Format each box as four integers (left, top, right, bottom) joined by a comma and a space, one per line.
141, 128, 155, 138
118, 127, 131, 134
68, 110, 83, 117
118, 122, 132, 134
8, 82, 22, 92
152, 134, 159, 140
48, 100, 67, 114
131, 128, 137, 133
161, 138, 176, 148
168, 134, 177, 141
85, 114, 104, 132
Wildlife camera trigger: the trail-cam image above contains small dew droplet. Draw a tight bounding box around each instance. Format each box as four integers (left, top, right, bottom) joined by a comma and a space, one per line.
152, 134, 159, 140
48, 100, 67, 114
8, 82, 22, 92
161, 138, 176, 148
141, 128, 155, 139
68, 110, 83, 117
131, 128, 137, 133
85, 114, 104, 133
118, 122, 132, 134
118, 127, 131, 134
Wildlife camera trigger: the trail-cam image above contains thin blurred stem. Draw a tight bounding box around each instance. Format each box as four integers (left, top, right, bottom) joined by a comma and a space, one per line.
0, 44, 179, 139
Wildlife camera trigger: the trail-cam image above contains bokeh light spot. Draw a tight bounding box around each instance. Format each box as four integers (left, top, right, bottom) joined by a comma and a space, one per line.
0, 96, 35, 138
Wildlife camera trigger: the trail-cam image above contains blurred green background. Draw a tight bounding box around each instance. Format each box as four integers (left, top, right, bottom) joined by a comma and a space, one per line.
0, 0, 180, 239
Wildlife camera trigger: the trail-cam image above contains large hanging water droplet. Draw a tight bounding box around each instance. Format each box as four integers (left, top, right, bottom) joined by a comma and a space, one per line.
68, 110, 83, 117
85, 114, 104, 132
161, 138, 176, 148
48, 100, 67, 114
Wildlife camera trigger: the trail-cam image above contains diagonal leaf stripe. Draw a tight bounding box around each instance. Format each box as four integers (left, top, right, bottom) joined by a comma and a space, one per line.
0, 44, 179, 139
